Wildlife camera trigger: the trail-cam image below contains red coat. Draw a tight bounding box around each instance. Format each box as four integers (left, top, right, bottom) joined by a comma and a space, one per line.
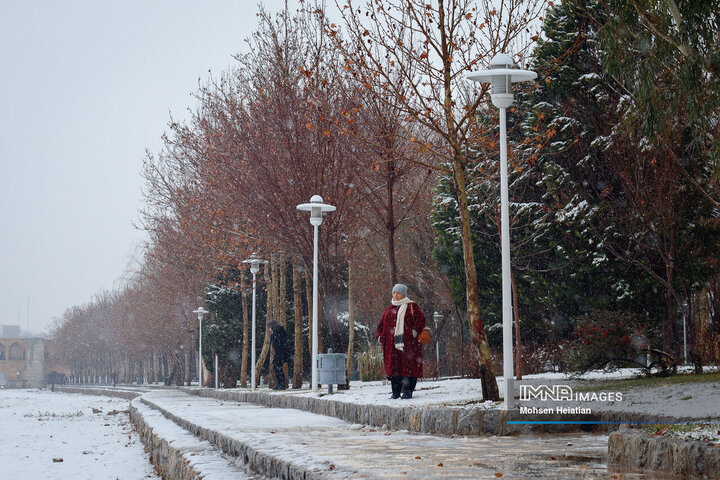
376, 302, 426, 378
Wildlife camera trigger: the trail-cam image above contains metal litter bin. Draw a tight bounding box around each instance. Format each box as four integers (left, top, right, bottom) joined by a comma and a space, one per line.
316, 348, 346, 394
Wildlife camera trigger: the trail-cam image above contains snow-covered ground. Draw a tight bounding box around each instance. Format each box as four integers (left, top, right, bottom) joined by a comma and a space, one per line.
267, 368, 720, 419
0, 389, 159, 480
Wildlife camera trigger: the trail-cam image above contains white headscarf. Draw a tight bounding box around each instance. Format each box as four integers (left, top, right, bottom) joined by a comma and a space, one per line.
391, 297, 414, 351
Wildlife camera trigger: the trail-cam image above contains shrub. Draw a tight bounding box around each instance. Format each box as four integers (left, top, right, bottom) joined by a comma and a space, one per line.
357, 345, 385, 381
521, 341, 570, 374
564, 310, 666, 374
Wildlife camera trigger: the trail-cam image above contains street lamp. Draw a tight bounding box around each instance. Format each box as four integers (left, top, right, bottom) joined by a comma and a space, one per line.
242, 253, 267, 391
296, 195, 336, 391
193, 307, 209, 387
433, 312, 442, 379
467, 52, 536, 410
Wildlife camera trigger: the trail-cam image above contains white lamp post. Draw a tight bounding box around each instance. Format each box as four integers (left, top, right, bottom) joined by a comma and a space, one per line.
242, 253, 267, 391
193, 307, 209, 387
296, 195, 336, 391
467, 53, 536, 410
433, 312, 442, 379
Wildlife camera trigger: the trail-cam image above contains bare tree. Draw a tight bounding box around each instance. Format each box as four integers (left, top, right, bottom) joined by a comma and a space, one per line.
332, 0, 546, 400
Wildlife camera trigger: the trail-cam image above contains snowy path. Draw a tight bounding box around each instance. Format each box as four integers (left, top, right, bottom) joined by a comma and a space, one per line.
0, 389, 159, 480
142, 389, 674, 479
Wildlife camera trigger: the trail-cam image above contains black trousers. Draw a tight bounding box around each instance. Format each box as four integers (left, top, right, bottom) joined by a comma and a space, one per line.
389, 375, 417, 395
273, 360, 286, 389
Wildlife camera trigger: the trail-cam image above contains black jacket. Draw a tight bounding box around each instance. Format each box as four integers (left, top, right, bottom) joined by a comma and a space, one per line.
270, 325, 290, 363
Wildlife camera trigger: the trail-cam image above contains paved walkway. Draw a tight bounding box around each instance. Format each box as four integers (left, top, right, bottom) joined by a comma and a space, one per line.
140, 389, 675, 479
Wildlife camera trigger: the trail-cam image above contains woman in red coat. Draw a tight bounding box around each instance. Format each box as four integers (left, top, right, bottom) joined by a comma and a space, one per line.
375, 284, 426, 399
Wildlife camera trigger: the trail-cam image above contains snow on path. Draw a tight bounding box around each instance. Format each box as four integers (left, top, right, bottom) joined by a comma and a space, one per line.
0, 389, 159, 480
131, 398, 268, 479
143, 389, 669, 479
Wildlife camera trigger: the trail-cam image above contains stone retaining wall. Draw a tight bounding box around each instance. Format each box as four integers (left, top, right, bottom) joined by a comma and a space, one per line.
609, 430, 720, 479
179, 387, 680, 436
55, 386, 141, 400
129, 403, 205, 480
140, 396, 336, 479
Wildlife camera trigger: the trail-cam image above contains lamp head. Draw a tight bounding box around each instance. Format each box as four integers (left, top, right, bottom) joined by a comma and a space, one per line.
310, 195, 324, 226
193, 307, 208, 321
296, 194, 336, 226
465, 52, 537, 109
242, 253, 267, 275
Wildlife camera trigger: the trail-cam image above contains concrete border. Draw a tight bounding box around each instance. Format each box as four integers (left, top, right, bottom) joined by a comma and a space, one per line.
609, 430, 720, 478
55, 385, 141, 400
178, 387, 682, 436
140, 395, 351, 479
129, 402, 208, 480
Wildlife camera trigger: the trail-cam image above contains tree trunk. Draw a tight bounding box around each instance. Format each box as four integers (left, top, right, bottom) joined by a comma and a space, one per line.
305, 267, 313, 357
269, 255, 278, 388
278, 256, 288, 387
346, 261, 355, 387
663, 258, 677, 365
386, 156, 398, 286
240, 271, 249, 388
511, 271, 523, 380
688, 289, 703, 373
255, 262, 273, 387
452, 155, 500, 400
292, 263, 304, 388
186, 353, 192, 386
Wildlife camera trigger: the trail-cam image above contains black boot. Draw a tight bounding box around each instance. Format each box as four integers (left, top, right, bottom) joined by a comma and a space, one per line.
389, 376, 402, 399
400, 376, 417, 399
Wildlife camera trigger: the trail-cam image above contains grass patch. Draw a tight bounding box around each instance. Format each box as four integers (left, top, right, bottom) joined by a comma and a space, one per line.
574, 371, 720, 393
642, 421, 720, 443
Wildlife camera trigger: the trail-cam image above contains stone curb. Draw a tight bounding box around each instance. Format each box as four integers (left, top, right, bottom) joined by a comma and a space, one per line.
609, 429, 720, 478
55, 385, 142, 400
179, 387, 683, 437
129, 402, 209, 480
140, 396, 345, 480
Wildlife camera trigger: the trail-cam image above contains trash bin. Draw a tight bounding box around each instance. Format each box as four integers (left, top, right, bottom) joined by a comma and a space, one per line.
316, 348, 346, 394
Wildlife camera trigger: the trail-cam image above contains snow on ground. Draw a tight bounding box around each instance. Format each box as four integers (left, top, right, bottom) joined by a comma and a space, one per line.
142, 389, 620, 479
130, 397, 269, 479
0, 389, 159, 480
643, 421, 720, 444
257, 367, 720, 419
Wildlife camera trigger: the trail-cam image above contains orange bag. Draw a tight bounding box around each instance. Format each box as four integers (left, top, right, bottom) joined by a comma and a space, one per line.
409, 303, 432, 345
417, 327, 432, 345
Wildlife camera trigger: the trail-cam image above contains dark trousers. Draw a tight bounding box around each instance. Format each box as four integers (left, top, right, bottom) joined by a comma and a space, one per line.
273, 361, 286, 389
389, 375, 417, 398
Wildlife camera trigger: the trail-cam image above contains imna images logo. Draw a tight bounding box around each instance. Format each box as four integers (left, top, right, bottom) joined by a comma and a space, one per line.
519, 384, 623, 402
519, 384, 573, 401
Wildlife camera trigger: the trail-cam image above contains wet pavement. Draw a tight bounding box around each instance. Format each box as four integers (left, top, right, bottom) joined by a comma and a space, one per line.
142, 390, 680, 479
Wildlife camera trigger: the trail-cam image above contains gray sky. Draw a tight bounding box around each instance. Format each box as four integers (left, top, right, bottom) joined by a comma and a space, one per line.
0, 0, 293, 335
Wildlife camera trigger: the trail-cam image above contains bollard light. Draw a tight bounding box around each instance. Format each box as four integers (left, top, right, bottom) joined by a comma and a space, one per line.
467, 53, 536, 410
193, 307, 208, 387
297, 195, 336, 391
242, 253, 267, 391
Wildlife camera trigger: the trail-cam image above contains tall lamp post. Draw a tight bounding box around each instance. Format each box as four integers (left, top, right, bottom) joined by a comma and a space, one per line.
243, 253, 267, 391
296, 195, 335, 391
193, 307, 209, 387
433, 312, 442, 379
467, 52, 536, 410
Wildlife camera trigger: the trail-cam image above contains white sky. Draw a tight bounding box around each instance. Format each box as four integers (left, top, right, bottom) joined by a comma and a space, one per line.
0, 0, 295, 335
